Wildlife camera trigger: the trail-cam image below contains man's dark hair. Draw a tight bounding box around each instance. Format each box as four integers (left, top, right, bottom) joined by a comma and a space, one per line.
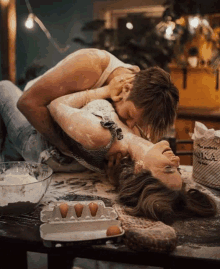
127, 66, 179, 141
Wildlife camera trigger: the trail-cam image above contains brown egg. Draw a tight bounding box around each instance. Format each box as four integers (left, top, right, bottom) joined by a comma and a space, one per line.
74, 203, 84, 217
106, 225, 122, 236
88, 202, 98, 217
59, 203, 69, 218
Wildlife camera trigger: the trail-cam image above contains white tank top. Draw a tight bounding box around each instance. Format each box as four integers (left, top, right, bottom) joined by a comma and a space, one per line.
24, 51, 139, 91
91, 51, 139, 89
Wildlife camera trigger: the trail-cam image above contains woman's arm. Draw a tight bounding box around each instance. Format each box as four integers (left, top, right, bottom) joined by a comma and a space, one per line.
50, 85, 110, 109
48, 102, 112, 150
49, 73, 134, 109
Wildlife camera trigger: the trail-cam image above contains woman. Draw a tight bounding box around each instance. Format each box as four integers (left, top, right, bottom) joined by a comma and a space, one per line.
0, 81, 217, 224
47, 89, 217, 224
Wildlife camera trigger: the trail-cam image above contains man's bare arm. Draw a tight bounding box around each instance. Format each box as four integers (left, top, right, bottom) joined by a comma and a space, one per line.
17, 86, 111, 155
17, 49, 107, 154
18, 102, 71, 155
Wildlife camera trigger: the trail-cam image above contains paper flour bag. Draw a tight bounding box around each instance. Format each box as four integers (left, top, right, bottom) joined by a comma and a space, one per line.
191, 121, 220, 189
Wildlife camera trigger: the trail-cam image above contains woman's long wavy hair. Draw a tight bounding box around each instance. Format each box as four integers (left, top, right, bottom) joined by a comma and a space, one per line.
109, 157, 217, 225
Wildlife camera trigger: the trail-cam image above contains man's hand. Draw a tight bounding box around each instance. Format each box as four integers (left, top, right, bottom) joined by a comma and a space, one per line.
109, 74, 135, 102
106, 151, 129, 174
105, 152, 130, 185
107, 153, 123, 169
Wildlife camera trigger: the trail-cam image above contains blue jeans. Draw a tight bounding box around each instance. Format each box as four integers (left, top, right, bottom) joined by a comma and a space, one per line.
0, 80, 50, 162
0, 80, 87, 172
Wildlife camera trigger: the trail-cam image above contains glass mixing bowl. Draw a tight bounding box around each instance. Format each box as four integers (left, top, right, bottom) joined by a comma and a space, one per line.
0, 162, 53, 215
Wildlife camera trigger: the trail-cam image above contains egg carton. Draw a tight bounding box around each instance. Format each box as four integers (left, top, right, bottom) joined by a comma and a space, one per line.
40, 200, 118, 223
40, 200, 124, 247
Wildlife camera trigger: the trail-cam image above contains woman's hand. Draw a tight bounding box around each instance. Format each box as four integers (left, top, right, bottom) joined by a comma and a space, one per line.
109, 74, 135, 102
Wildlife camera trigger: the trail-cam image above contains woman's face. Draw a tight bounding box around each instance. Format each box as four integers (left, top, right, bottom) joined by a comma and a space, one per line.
137, 140, 182, 190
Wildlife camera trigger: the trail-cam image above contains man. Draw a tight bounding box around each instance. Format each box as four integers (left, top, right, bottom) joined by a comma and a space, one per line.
17, 48, 179, 161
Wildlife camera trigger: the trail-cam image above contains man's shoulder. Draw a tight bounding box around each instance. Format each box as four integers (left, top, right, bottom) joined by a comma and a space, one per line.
71, 48, 108, 60
64, 48, 109, 73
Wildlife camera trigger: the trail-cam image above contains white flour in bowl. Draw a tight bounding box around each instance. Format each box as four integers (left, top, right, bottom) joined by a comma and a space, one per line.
0, 167, 47, 207
0, 170, 37, 185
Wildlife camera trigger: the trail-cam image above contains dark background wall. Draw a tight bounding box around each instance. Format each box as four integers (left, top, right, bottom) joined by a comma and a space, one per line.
0, 0, 166, 84
2, 0, 220, 84
15, 0, 96, 85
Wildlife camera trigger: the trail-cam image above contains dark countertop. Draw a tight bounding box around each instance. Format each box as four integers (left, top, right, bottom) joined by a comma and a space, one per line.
1, 170, 220, 269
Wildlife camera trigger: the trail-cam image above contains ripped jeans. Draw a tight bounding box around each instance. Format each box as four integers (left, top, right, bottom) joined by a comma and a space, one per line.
0, 80, 86, 172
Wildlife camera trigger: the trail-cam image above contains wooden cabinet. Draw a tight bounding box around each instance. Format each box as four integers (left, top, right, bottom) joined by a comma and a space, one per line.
170, 66, 220, 108
175, 118, 193, 165
170, 66, 220, 165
